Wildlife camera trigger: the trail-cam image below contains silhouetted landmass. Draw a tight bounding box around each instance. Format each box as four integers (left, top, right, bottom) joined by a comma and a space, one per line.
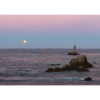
46, 55, 93, 72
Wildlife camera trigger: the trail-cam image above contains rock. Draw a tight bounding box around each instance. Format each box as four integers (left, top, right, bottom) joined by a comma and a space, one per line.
62, 64, 74, 71
84, 77, 92, 81
76, 55, 88, 64
54, 67, 61, 72
46, 68, 54, 72
68, 45, 79, 55
61, 66, 72, 71
76, 66, 89, 72
46, 55, 93, 72
70, 55, 93, 68
48, 63, 60, 66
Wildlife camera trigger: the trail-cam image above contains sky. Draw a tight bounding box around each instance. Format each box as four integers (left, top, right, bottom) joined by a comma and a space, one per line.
0, 15, 100, 49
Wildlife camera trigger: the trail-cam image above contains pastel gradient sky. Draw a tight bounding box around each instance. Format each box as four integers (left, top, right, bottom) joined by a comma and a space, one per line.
0, 15, 100, 48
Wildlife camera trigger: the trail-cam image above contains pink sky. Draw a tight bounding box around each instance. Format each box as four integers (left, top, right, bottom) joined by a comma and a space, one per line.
0, 15, 100, 34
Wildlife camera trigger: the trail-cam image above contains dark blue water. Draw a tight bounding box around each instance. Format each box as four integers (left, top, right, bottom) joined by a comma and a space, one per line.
0, 49, 100, 85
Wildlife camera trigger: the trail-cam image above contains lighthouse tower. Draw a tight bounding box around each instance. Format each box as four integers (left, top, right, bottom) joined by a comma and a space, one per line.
73, 45, 77, 53
68, 45, 79, 55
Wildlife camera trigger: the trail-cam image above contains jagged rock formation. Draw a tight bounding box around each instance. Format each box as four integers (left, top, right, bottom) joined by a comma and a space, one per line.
46, 55, 93, 72
69, 55, 92, 68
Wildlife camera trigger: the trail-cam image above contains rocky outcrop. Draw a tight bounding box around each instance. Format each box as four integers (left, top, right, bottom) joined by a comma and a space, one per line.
46, 55, 93, 72
69, 55, 93, 68
48, 63, 60, 66
68, 45, 79, 55
84, 77, 92, 81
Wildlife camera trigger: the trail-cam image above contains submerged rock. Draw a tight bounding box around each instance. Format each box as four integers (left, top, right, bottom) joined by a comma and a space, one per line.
84, 77, 92, 81
68, 45, 79, 55
48, 63, 60, 66
46, 55, 93, 72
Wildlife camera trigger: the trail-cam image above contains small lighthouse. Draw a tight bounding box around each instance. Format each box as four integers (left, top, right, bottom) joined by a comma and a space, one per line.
73, 45, 77, 53
68, 45, 79, 55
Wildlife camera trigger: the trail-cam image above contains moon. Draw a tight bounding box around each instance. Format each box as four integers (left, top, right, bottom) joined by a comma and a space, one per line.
23, 40, 27, 44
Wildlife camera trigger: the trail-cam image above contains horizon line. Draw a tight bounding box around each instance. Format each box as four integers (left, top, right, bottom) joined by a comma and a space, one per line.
0, 48, 100, 49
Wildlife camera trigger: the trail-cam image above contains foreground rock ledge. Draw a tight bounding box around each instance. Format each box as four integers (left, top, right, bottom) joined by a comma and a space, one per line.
46, 55, 93, 72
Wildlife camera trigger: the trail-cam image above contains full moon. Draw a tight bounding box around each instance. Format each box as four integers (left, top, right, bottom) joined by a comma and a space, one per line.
23, 40, 27, 44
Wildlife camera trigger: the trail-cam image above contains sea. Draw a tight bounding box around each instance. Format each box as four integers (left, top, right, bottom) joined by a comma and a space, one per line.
0, 49, 100, 85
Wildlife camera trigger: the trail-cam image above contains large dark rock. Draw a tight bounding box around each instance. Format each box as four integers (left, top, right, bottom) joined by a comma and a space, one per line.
84, 77, 92, 81
70, 55, 93, 68
46, 55, 93, 72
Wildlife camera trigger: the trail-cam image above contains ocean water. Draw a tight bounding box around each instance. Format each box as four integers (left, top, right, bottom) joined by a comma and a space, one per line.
0, 49, 100, 85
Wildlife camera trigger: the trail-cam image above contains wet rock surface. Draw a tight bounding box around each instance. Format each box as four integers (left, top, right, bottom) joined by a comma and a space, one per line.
84, 77, 92, 81
46, 55, 93, 72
